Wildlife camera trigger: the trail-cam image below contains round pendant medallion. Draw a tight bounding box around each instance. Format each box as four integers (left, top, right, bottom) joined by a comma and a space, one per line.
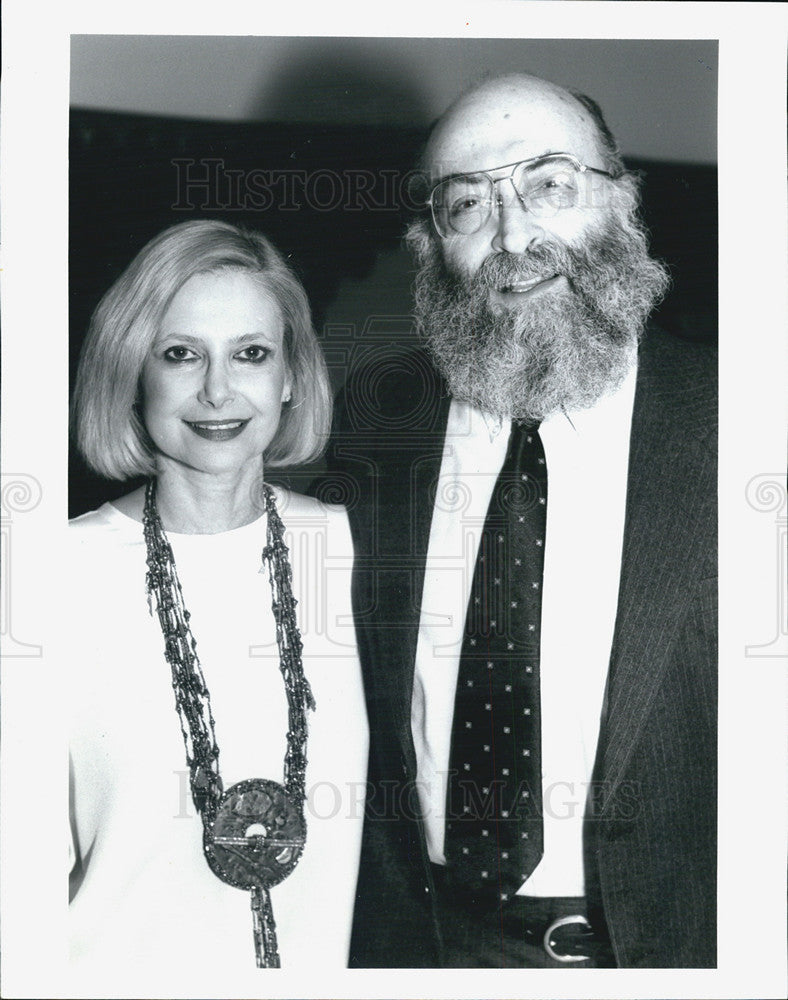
203, 778, 306, 890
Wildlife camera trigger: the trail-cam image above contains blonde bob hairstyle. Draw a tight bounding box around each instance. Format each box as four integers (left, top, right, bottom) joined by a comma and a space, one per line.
72, 220, 331, 480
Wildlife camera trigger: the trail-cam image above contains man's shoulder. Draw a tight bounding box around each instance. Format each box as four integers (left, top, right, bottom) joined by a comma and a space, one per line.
635, 327, 717, 447
639, 327, 717, 388
638, 327, 717, 406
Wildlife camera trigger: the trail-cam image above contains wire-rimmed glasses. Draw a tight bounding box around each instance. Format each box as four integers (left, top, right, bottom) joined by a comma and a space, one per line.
427, 152, 615, 239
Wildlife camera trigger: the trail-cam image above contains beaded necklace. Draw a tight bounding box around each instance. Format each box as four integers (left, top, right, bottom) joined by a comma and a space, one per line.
142, 478, 314, 967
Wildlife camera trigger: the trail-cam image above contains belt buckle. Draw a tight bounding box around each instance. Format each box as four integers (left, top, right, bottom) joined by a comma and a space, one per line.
543, 914, 591, 963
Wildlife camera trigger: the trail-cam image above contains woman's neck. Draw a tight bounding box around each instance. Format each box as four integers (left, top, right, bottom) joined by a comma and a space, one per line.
153, 461, 267, 534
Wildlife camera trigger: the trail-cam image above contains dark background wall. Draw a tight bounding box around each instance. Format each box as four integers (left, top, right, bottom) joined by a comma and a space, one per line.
70, 36, 718, 162
69, 37, 718, 516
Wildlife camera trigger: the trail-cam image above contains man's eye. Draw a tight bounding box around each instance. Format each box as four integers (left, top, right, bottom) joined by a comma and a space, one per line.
527, 173, 578, 209
451, 197, 478, 214
236, 345, 269, 363
535, 171, 575, 190
449, 195, 490, 219
163, 346, 198, 362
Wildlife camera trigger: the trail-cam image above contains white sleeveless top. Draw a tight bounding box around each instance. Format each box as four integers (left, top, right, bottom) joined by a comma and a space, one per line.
68, 490, 367, 995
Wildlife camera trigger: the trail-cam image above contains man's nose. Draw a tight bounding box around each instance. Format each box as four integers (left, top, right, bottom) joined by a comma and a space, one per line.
197, 361, 234, 408
490, 185, 545, 255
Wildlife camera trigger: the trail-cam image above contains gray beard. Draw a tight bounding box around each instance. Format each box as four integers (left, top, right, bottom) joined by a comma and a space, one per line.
410, 214, 670, 423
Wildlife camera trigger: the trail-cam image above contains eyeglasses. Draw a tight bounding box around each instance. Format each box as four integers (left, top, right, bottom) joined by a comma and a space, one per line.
427, 152, 615, 239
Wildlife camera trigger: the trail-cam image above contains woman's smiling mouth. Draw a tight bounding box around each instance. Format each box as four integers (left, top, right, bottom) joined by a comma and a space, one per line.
184, 419, 251, 441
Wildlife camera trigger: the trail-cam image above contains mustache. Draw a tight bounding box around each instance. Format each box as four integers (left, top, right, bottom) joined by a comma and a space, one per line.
460, 217, 646, 299
474, 245, 576, 290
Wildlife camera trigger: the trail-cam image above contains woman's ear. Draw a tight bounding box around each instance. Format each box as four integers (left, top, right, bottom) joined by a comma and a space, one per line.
281, 370, 293, 405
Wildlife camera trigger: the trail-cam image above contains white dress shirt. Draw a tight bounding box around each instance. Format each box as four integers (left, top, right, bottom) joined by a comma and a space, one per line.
411, 367, 637, 897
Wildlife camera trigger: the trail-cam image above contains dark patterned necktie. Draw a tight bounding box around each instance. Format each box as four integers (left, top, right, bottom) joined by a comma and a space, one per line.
444, 421, 547, 903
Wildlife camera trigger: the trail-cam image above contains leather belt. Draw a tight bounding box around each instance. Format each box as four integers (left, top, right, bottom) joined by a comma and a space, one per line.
523, 912, 603, 963
498, 895, 614, 965
430, 864, 615, 966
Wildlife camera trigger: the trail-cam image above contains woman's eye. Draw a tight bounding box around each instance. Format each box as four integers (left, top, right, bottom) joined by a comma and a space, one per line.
163, 346, 198, 362
236, 345, 269, 363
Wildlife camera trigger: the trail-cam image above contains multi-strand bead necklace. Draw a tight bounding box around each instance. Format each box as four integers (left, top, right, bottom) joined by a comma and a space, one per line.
143, 479, 314, 967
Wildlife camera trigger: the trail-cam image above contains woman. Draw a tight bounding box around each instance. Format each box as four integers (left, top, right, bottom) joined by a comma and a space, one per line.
68, 220, 367, 988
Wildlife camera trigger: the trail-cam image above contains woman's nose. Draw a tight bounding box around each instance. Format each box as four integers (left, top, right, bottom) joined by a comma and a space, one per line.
197, 361, 234, 408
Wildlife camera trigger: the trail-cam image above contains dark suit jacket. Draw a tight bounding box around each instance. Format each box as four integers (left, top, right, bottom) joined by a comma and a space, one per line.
325, 330, 717, 968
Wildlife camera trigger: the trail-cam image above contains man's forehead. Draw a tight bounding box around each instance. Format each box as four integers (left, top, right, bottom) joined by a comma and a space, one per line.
424, 78, 605, 182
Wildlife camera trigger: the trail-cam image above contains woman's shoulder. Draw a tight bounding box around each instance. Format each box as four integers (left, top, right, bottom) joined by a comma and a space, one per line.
273, 485, 353, 557
273, 485, 348, 523
69, 490, 144, 547
69, 502, 119, 534
67, 496, 147, 603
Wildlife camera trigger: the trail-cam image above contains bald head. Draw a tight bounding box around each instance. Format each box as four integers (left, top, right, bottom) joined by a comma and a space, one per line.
419, 73, 629, 281
409, 75, 667, 421
424, 73, 616, 184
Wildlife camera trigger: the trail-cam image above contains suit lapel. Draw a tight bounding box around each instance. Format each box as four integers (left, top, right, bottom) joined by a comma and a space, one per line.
373, 368, 451, 759
598, 333, 717, 803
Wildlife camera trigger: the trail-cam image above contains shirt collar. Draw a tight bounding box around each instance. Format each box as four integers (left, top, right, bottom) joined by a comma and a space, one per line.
541, 359, 638, 439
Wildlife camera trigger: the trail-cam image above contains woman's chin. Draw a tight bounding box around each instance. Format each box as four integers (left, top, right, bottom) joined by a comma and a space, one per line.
154, 449, 267, 483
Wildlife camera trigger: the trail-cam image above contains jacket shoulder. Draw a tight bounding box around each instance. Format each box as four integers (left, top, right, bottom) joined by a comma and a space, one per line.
637, 328, 717, 438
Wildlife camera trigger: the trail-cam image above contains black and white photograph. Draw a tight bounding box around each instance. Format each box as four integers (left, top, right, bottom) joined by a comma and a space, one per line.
1, 4, 786, 1000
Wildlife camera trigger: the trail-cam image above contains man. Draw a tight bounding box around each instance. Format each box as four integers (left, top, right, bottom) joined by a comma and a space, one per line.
329, 73, 716, 968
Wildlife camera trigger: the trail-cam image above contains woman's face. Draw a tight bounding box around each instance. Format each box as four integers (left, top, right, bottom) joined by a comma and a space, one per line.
141, 269, 292, 479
